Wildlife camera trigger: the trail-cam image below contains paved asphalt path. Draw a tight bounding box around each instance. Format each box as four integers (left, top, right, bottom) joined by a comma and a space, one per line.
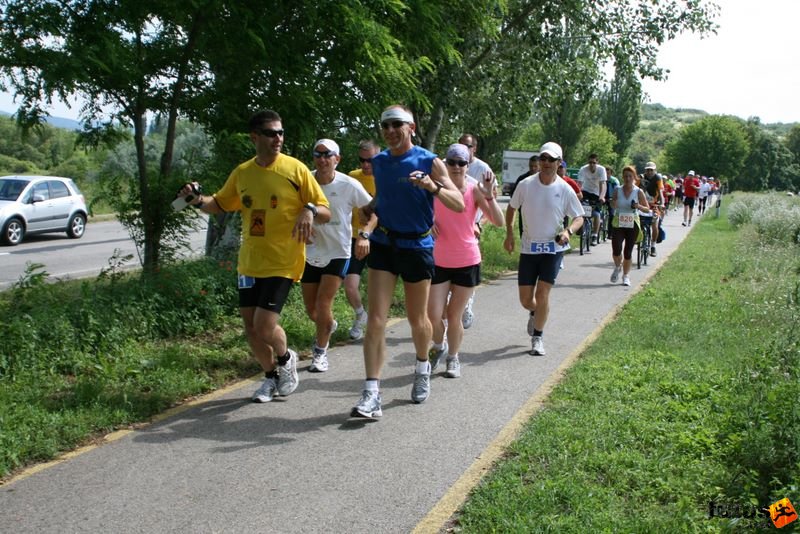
0, 205, 702, 533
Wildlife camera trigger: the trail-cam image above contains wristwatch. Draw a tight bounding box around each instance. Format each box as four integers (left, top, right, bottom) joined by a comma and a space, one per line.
303, 203, 318, 217
358, 230, 370, 240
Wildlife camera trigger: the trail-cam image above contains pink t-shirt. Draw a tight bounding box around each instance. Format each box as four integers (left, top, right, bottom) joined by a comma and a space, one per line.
433, 182, 481, 268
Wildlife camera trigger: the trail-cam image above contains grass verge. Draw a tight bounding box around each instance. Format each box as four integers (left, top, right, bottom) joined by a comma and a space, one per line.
454, 194, 799, 532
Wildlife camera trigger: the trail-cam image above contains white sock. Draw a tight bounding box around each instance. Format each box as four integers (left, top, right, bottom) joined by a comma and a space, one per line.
416, 360, 431, 374
432, 341, 445, 350
448, 352, 459, 360
365, 379, 379, 392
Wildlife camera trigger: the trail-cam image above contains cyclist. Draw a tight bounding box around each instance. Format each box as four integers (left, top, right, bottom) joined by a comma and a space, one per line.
641, 162, 664, 257
610, 165, 650, 287
576, 153, 607, 245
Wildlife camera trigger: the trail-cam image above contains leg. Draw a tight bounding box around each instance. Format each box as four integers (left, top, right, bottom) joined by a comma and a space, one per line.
363, 269, 397, 379
532, 282, 554, 332
427, 281, 450, 346
314, 274, 343, 349
240, 306, 286, 372
403, 278, 433, 362
343, 273, 363, 312
445, 285, 472, 357
301, 282, 319, 324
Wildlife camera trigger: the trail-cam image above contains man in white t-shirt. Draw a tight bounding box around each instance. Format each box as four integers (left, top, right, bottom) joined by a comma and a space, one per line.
576, 153, 607, 245
504, 141, 584, 357
302, 139, 376, 372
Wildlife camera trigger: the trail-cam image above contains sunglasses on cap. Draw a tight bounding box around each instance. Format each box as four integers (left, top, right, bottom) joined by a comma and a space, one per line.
539, 155, 559, 163
445, 159, 468, 167
313, 150, 336, 158
258, 128, 284, 138
380, 120, 406, 130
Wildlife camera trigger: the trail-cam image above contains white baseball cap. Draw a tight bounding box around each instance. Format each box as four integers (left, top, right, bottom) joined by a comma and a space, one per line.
538, 141, 563, 160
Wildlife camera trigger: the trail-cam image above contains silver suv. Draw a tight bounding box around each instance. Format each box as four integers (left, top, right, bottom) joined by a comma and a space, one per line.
0, 175, 88, 245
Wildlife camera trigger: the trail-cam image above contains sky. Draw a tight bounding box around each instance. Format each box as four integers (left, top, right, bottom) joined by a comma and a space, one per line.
1, 0, 798, 125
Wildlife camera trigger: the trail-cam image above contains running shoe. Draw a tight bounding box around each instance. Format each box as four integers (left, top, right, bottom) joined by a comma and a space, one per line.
622, 275, 631, 287
610, 266, 621, 283
276, 349, 299, 396
461, 294, 475, 329
252, 377, 277, 403
526, 311, 535, 336
350, 390, 382, 419
531, 336, 546, 356
349, 311, 367, 340
428, 340, 448, 372
411, 363, 431, 404
650, 246, 657, 257
309, 347, 329, 373
444, 357, 461, 378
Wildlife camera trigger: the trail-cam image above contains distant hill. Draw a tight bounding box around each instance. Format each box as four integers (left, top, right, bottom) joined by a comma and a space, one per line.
0, 109, 81, 131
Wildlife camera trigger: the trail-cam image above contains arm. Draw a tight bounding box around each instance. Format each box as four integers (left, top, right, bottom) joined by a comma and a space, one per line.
503, 205, 517, 253
426, 158, 465, 213
636, 190, 651, 213
179, 182, 225, 214
354, 211, 378, 260
476, 174, 504, 227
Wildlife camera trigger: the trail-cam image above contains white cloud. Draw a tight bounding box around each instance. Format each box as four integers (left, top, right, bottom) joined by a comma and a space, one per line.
641, 0, 800, 124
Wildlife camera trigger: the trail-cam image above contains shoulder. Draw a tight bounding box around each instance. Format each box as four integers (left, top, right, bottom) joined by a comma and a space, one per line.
348, 169, 363, 179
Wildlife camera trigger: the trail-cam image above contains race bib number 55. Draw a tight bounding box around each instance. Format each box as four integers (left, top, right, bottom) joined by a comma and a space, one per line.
530, 241, 556, 254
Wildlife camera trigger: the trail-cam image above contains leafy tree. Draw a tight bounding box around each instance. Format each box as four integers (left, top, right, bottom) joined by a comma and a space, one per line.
572, 125, 618, 168
741, 119, 800, 191
662, 115, 749, 186
599, 65, 642, 162
785, 124, 800, 165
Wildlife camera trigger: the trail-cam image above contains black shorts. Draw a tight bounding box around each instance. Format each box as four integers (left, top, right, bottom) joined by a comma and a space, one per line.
432, 263, 481, 287
367, 240, 434, 283
301, 258, 350, 283
518, 252, 563, 286
238, 276, 294, 313
346, 239, 368, 276
683, 197, 696, 208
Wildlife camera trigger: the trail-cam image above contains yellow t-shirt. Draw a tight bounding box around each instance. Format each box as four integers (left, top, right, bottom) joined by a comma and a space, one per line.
214, 154, 329, 281
348, 169, 376, 238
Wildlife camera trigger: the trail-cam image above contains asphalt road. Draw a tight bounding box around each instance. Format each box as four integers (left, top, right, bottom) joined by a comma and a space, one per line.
0, 205, 701, 533
0, 217, 208, 289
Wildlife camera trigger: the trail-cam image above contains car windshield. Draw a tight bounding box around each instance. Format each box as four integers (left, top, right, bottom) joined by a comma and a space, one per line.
0, 179, 29, 201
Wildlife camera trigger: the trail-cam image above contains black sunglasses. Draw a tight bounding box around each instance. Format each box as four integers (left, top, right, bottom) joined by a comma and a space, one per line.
313, 151, 336, 158
380, 120, 406, 130
539, 155, 559, 163
445, 159, 468, 167
259, 128, 284, 138
359, 157, 372, 163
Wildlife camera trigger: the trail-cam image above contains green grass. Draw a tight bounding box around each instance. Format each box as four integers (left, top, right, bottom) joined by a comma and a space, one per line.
454, 194, 800, 532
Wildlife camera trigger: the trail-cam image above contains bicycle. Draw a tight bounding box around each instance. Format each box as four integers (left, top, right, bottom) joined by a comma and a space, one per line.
598, 202, 610, 243
637, 213, 653, 269
578, 201, 594, 255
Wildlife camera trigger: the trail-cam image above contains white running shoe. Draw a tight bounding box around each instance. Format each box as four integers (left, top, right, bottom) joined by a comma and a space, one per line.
276, 349, 299, 396
461, 294, 475, 329
530, 336, 546, 356
411, 362, 431, 404
309, 347, 329, 373
610, 266, 621, 283
622, 275, 631, 287
350, 390, 382, 419
444, 357, 461, 378
252, 377, 277, 403
349, 311, 367, 340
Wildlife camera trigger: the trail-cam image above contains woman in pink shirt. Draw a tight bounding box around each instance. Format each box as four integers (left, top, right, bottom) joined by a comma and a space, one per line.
426, 144, 504, 378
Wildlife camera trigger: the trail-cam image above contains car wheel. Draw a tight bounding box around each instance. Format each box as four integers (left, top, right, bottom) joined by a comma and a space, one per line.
2, 217, 25, 246
66, 213, 86, 239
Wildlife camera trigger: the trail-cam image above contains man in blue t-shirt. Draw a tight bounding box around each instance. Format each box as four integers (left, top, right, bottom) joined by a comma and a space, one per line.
350, 105, 464, 419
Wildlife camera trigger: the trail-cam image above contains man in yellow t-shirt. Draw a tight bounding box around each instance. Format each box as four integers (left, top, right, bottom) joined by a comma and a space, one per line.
178, 110, 330, 404
344, 139, 380, 340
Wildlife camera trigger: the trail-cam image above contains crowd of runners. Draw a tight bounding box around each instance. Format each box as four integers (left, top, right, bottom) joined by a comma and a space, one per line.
176, 106, 720, 420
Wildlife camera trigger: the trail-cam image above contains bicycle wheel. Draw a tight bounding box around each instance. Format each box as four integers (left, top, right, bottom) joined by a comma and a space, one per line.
581, 219, 592, 255
637, 241, 643, 269
600, 206, 608, 242
642, 228, 650, 266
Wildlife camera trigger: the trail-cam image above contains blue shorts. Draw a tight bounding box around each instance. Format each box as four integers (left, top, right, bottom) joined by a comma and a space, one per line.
301, 258, 350, 283
518, 253, 563, 286
368, 240, 434, 283
346, 239, 368, 276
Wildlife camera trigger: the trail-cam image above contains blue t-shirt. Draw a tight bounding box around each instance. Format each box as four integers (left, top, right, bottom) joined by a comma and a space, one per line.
371, 145, 437, 249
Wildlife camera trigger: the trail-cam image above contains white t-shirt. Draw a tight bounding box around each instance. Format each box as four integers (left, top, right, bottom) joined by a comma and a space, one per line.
467, 157, 493, 223
306, 171, 372, 267
577, 164, 607, 196
698, 182, 711, 198
510, 173, 584, 254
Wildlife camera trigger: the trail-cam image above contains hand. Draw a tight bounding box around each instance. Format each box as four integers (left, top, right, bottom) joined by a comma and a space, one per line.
354, 237, 370, 260
292, 208, 315, 243
503, 234, 515, 253
409, 171, 436, 193
178, 182, 202, 204
556, 231, 570, 246
477, 171, 496, 200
